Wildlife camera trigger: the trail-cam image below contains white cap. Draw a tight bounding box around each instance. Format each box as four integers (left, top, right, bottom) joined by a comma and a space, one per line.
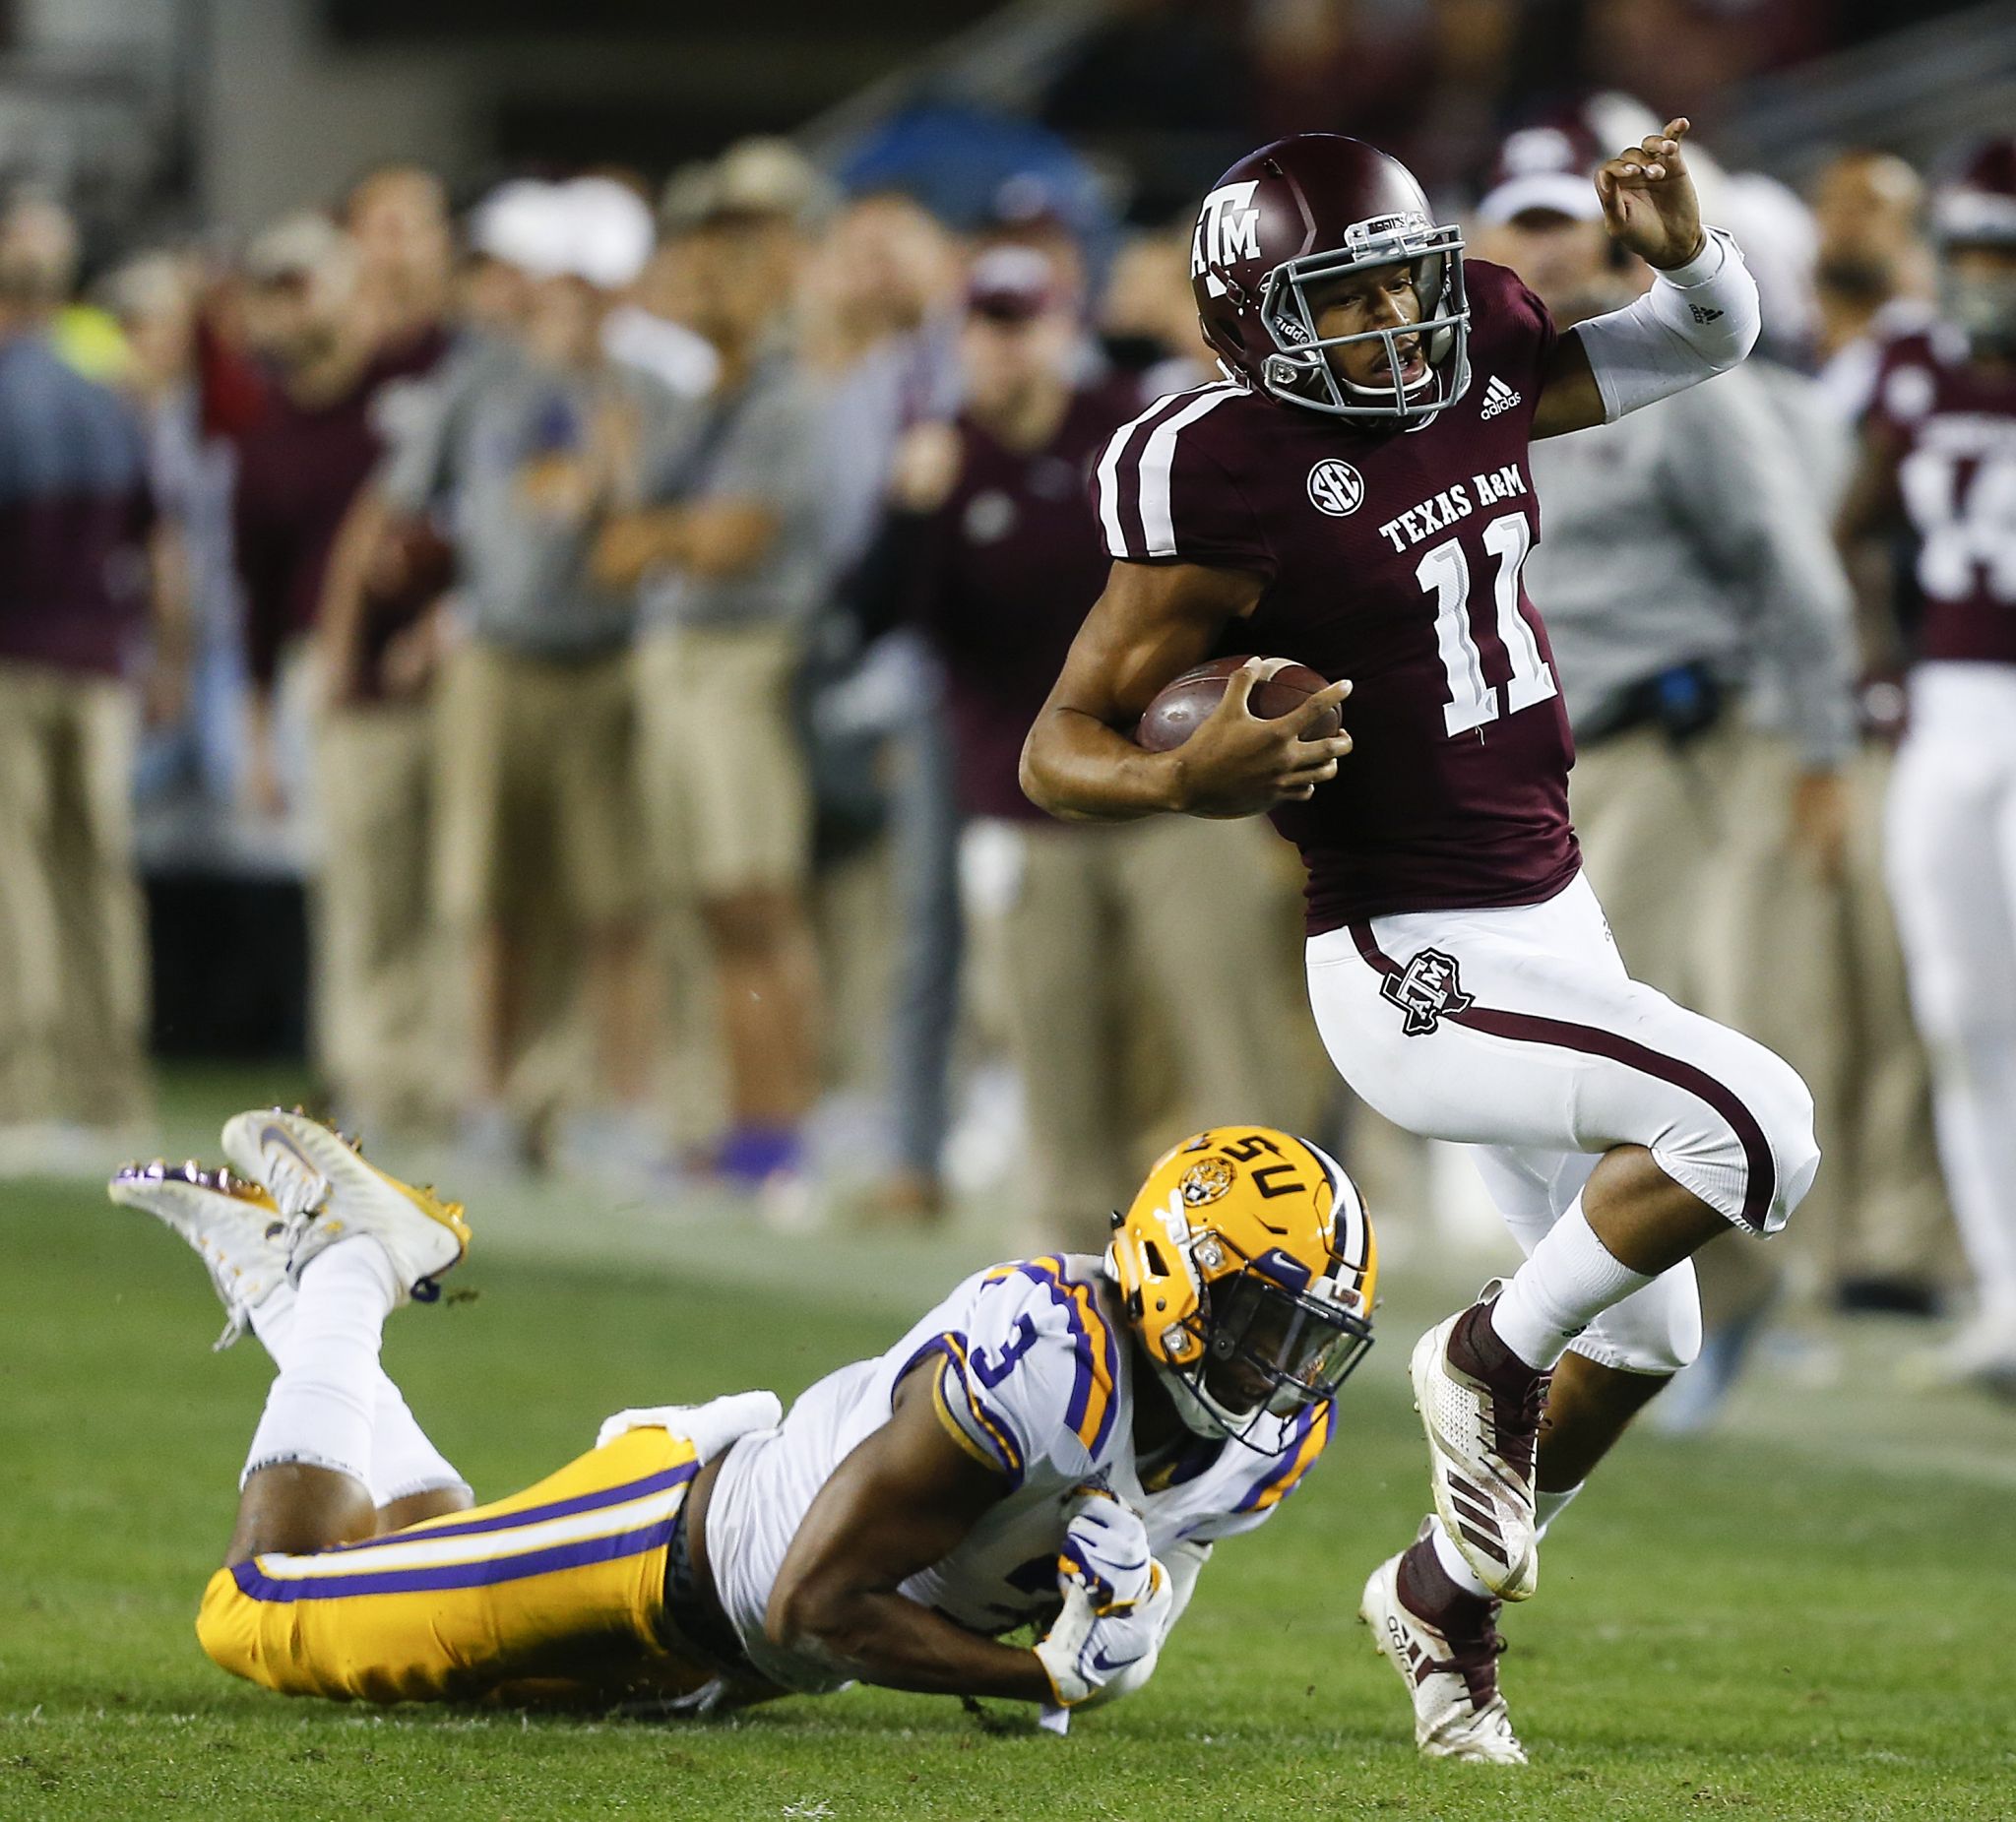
470, 176, 655, 290
469, 179, 571, 278
1476, 126, 1604, 227
558, 176, 655, 290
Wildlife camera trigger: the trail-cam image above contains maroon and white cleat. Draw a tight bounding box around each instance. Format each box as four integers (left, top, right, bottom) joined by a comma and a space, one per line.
1410, 1282, 1549, 1601
1361, 1517, 1526, 1764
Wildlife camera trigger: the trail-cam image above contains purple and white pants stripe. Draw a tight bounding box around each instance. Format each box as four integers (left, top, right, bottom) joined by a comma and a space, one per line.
1306, 871, 1819, 1375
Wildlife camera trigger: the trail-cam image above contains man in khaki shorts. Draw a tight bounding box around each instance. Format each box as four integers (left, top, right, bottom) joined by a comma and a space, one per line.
596, 170, 831, 1187
373, 179, 683, 1165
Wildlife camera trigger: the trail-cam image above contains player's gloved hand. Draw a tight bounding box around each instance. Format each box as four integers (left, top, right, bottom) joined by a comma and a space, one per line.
1033, 1489, 1173, 1710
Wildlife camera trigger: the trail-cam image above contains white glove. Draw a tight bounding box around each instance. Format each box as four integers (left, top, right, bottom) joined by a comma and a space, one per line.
1033, 1489, 1172, 1711
595, 1390, 783, 1463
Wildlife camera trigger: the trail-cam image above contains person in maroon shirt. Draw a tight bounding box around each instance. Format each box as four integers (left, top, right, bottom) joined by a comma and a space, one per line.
888, 244, 1315, 1252
230, 195, 455, 1131
1023, 125, 1818, 1760
1839, 138, 2016, 1395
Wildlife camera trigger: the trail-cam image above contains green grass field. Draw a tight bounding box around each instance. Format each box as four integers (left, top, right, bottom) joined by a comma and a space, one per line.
2, 1072, 2012, 1819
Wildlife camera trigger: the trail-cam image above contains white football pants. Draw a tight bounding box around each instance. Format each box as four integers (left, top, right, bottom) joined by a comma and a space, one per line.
1885, 662, 2016, 1326
1306, 872, 1820, 1374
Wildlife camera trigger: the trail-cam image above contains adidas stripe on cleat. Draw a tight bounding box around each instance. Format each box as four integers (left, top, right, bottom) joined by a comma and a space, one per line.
1409, 1286, 1546, 1602
220, 1107, 471, 1307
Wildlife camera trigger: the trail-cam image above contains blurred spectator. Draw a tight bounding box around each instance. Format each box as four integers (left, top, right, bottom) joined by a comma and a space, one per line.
301, 166, 463, 1134
229, 200, 456, 1127
598, 165, 832, 1191
1811, 149, 1932, 348
346, 163, 457, 355
1838, 140, 2016, 1392
1099, 221, 1215, 396
1810, 150, 1935, 414
1723, 170, 1954, 1323
801, 188, 966, 1214
376, 178, 675, 1166
0, 195, 186, 1155
105, 252, 245, 811
881, 244, 1311, 1250
1474, 128, 1858, 1423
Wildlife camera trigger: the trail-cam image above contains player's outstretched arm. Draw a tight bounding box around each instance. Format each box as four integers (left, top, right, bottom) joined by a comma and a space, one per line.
1020, 559, 1352, 822
1534, 118, 1762, 439
764, 1368, 1053, 1702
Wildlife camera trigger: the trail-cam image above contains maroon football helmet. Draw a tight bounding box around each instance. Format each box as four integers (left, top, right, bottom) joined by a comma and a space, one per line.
1935, 137, 2016, 350
1189, 134, 1470, 422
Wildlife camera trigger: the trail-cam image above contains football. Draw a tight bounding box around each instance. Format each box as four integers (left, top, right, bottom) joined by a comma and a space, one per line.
1133, 656, 1342, 752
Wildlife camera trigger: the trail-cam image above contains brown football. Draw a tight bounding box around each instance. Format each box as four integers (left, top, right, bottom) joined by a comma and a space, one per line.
1133, 657, 1341, 752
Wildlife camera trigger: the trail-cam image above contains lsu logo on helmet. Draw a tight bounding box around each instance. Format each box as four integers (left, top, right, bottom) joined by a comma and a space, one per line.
1106, 1126, 1377, 1445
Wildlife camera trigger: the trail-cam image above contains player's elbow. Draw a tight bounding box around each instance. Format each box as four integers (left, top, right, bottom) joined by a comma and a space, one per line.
1018, 725, 1061, 816
764, 1566, 865, 1665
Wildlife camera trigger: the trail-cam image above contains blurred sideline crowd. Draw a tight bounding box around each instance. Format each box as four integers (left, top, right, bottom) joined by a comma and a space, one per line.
0, 96, 2007, 1411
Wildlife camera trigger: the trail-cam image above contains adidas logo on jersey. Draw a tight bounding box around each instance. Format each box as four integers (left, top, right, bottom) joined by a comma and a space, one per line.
1479, 376, 1522, 419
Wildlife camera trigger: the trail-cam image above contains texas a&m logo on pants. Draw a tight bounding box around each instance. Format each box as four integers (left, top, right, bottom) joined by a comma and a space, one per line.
1380, 947, 1476, 1036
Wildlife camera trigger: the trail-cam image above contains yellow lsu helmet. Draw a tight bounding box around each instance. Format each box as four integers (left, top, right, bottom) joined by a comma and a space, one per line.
1105, 1126, 1376, 1444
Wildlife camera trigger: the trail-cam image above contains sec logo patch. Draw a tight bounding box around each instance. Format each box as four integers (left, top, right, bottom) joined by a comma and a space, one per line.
1307, 458, 1364, 517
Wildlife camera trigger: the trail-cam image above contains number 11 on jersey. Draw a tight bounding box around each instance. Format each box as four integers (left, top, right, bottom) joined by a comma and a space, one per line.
1416, 510, 1556, 737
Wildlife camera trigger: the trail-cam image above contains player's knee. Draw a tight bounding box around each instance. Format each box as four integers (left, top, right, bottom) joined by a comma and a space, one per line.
1754, 1050, 1820, 1229
1576, 1267, 1700, 1375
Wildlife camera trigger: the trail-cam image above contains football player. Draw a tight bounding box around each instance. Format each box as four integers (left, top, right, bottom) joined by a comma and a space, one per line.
1838, 139, 2016, 1396
111, 1109, 1372, 1722
1021, 121, 1818, 1760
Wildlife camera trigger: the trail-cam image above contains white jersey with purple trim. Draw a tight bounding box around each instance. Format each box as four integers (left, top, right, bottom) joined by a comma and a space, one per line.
703, 1252, 1334, 1693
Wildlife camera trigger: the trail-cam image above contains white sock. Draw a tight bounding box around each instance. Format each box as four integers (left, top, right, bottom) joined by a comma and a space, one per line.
246, 1280, 464, 1505
1491, 1199, 1652, 1371
1430, 1518, 1494, 1598
248, 1282, 297, 1366
1535, 1481, 1583, 1540
370, 1380, 470, 1507
240, 1238, 401, 1490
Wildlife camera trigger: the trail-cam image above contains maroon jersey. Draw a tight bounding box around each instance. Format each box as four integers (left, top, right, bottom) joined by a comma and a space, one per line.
232, 325, 451, 699
1094, 259, 1577, 932
912, 377, 1144, 821
1863, 322, 2016, 667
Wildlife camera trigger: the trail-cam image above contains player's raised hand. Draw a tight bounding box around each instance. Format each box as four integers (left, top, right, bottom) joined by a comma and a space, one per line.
1595, 117, 1706, 271
1175, 660, 1354, 819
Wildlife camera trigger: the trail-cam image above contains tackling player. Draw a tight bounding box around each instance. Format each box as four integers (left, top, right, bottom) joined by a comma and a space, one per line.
1838, 139, 2016, 1396
111, 1109, 1373, 1721
1021, 121, 1817, 1761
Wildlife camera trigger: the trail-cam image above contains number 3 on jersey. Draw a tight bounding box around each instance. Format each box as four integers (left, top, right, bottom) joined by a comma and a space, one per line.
1416, 510, 1556, 737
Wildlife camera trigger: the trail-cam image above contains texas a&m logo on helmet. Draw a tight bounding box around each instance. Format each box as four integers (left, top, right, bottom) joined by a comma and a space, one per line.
1187, 134, 1472, 424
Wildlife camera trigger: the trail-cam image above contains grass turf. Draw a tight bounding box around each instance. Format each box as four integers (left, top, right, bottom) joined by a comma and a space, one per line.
2, 1124, 2012, 1818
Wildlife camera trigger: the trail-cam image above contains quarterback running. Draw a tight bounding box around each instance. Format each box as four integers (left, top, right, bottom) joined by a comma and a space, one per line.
112, 1110, 1372, 1721
1022, 120, 1819, 1760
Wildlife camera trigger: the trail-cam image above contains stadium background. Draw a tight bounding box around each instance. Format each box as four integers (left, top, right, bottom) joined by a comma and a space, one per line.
1, 1, 2012, 1816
